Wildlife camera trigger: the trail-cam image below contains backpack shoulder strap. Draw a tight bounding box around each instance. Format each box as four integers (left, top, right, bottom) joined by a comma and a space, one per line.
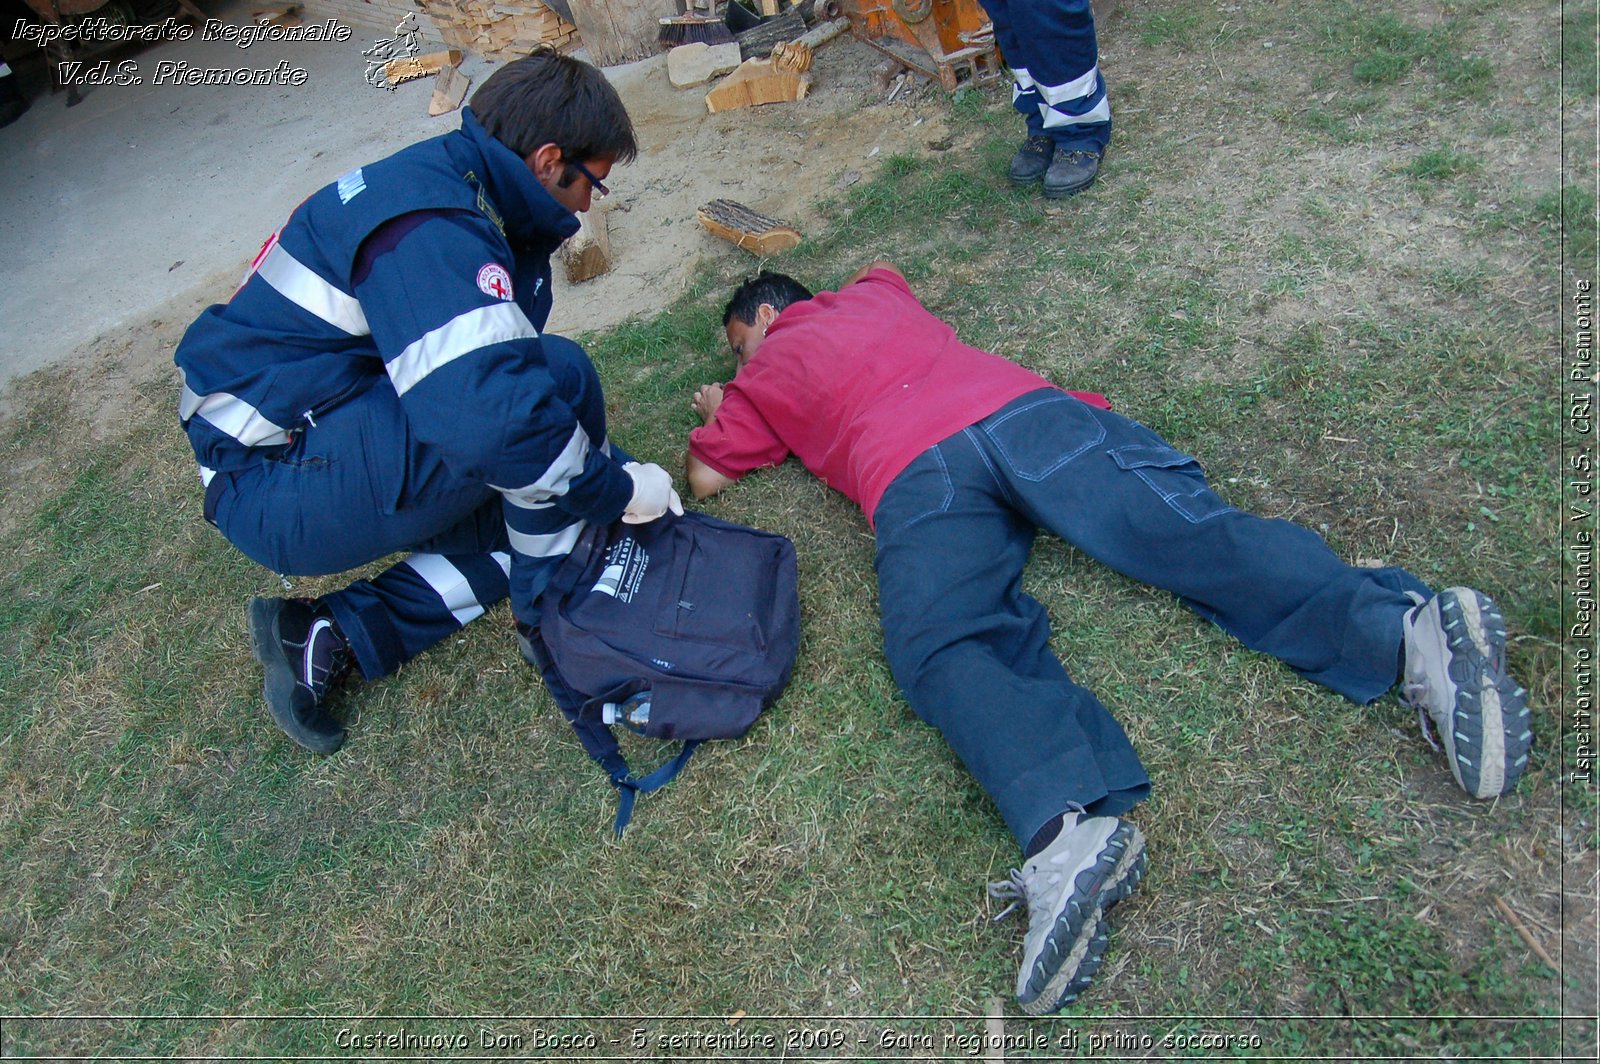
607, 740, 701, 837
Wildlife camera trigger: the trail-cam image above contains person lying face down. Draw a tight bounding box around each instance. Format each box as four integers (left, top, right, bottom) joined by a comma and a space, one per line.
683, 261, 1531, 1014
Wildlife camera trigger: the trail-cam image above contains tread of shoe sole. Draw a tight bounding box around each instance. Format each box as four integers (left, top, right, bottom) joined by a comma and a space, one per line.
1019, 826, 1146, 1008
1021, 913, 1113, 1015
1042, 179, 1096, 198
1434, 590, 1532, 798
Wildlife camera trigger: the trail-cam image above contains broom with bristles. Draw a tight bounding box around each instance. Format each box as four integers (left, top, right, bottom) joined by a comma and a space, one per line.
658, 15, 737, 47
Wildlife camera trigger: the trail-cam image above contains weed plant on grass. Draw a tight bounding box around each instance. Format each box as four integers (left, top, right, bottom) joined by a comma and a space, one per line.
0, 0, 1588, 1057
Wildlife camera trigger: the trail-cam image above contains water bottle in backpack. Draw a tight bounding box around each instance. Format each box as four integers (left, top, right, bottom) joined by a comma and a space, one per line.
601, 692, 651, 734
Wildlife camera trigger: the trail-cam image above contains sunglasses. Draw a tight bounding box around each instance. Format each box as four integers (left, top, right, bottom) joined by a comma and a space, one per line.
567, 158, 609, 200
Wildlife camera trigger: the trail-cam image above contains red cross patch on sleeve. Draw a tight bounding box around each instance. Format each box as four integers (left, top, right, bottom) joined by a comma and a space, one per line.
476, 263, 514, 301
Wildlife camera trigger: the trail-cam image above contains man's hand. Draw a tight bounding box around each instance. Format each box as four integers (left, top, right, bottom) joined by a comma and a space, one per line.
621, 461, 685, 524
692, 383, 725, 426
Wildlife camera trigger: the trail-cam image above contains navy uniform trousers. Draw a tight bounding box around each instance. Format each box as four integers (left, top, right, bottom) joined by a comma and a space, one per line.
979, 0, 1111, 154
206, 335, 607, 681
871, 390, 1430, 847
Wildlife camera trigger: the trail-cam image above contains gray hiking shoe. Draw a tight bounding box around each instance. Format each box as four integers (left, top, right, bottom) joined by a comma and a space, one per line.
989, 816, 1146, 1014
248, 597, 352, 754
1401, 587, 1532, 799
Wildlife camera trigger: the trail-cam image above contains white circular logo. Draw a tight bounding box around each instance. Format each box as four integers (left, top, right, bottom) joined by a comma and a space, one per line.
476, 263, 514, 301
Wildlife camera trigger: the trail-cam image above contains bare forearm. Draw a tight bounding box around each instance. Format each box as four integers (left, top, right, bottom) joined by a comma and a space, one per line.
687, 453, 736, 500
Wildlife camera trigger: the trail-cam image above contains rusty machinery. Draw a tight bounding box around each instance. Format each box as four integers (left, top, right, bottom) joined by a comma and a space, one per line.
848, 0, 1001, 92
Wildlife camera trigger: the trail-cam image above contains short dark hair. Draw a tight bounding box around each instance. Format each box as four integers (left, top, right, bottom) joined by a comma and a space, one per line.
723, 271, 814, 326
470, 48, 638, 165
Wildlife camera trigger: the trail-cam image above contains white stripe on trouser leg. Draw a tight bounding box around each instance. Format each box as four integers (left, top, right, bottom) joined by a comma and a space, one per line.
1040, 97, 1111, 130
491, 551, 511, 577
404, 553, 487, 627
507, 521, 584, 559
1035, 65, 1101, 107
1012, 65, 1037, 106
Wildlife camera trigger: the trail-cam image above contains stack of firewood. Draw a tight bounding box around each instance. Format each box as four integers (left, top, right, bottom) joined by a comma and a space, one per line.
417, 0, 581, 60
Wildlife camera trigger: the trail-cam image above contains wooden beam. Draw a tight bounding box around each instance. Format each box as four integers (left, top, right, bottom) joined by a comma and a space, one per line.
565, 0, 680, 66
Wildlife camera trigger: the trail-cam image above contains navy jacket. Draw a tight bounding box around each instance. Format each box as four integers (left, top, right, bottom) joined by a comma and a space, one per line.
174, 108, 633, 527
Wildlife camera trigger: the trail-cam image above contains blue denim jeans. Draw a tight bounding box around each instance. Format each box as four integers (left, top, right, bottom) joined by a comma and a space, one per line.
871, 389, 1429, 846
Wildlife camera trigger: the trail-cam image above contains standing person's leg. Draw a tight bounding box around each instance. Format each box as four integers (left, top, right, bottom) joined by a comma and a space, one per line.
980, 0, 1055, 185
874, 433, 1147, 1014
981, 0, 1110, 195
968, 389, 1532, 797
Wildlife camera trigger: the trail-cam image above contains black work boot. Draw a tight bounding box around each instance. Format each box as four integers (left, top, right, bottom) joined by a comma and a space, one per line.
248, 597, 353, 753
1008, 134, 1056, 185
1043, 148, 1103, 198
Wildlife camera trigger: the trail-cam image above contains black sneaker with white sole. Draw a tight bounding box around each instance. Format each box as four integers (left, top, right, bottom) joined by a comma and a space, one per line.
247, 597, 353, 754
1401, 587, 1533, 799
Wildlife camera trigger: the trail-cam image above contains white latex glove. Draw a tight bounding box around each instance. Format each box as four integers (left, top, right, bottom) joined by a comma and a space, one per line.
621, 461, 684, 524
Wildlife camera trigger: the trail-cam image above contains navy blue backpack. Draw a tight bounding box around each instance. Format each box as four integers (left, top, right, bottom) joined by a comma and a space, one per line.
521, 511, 800, 834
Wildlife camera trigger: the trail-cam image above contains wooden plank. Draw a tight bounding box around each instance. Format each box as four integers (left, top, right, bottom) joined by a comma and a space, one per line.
564, 0, 680, 67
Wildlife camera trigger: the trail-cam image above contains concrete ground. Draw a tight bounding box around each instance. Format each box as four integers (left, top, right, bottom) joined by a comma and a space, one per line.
0, 0, 944, 396
0, 0, 499, 391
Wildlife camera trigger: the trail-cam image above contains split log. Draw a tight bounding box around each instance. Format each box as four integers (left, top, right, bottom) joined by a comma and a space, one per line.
696, 198, 802, 255
705, 57, 810, 112
563, 207, 614, 283
770, 40, 812, 73
428, 64, 471, 116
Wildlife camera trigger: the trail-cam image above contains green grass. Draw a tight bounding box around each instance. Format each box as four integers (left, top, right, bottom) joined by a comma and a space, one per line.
1566, 4, 1599, 96
1404, 146, 1481, 180
0, 0, 1586, 1058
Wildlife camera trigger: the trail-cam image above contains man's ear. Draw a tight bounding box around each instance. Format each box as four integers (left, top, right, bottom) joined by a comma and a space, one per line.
756, 303, 778, 331
525, 143, 565, 183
